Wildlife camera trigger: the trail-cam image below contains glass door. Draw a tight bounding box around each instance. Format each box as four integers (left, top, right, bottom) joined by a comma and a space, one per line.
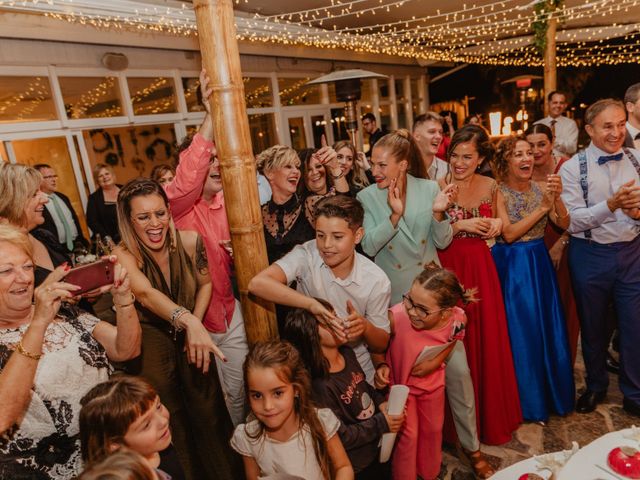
283, 108, 332, 150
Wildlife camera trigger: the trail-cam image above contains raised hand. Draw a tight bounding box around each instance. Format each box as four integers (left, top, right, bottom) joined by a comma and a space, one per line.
387, 177, 405, 217
315, 146, 339, 172
199, 68, 213, 114
33, 264, 79, 326
433, 183, 457, 213
545, 173, 563, 199
344, 300, 367, 341
356, 151, 371, 171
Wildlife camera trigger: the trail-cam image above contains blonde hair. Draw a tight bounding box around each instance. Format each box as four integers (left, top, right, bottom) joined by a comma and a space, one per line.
333, 140, 369, 190
255, 145, 300, 175
0, 163, 43, 228
93, 163, 115, 184
374, 129, 427, 179
0, 223, 34, 261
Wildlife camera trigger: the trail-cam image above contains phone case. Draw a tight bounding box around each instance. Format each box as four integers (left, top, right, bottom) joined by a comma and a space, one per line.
65, 259, 115, 294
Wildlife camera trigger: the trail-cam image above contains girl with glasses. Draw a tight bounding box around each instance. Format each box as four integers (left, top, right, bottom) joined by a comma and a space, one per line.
375, 264, 476, 480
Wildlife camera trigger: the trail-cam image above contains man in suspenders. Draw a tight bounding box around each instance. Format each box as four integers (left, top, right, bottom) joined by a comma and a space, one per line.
559, 98, 640, 415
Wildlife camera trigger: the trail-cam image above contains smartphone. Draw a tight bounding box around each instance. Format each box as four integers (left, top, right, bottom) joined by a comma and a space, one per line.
64, 259, 115, 295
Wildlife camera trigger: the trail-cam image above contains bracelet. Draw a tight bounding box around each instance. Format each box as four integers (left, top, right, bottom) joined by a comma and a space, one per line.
16, 340, 42, 361
330, 170, 345, 179
170, 307, 189, 332
113, 292, 136, 309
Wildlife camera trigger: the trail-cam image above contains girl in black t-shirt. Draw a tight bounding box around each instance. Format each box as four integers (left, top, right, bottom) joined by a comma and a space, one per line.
283, 301, 405, 479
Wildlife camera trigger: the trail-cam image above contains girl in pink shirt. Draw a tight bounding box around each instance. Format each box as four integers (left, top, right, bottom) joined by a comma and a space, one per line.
376, 264, 476, 480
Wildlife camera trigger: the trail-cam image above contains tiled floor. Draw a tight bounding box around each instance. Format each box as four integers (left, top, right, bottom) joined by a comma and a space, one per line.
441, 352, 638, 479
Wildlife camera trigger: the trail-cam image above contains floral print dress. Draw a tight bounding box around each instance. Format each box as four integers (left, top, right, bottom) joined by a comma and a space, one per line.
0, 311, 111, 479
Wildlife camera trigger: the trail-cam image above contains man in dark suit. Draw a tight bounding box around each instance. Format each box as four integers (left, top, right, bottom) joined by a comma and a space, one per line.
625, 83, 640, 150
362, 112, 385, 159
34, 164, 88, 253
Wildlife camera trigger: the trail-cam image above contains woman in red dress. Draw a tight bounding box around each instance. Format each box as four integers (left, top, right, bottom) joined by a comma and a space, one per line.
526, 123, 580, 364
438, 124, 522, 445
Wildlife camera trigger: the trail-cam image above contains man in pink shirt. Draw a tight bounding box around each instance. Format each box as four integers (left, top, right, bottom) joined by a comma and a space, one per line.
165, 70, 247, 425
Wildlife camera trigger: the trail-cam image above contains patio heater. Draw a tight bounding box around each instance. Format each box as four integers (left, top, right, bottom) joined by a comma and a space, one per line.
307, 69, 387, 151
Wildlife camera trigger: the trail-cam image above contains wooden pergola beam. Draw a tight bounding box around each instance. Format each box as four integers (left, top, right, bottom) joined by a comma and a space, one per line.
543, 17, 558, 116
192, 0, 277, 345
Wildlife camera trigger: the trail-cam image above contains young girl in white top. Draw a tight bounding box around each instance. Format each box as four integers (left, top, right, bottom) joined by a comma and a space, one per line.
231, 340, 354, 480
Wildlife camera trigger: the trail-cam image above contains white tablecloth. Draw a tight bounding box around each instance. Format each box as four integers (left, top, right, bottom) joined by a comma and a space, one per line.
490, 456, 553, 479
558, 428, 639, 480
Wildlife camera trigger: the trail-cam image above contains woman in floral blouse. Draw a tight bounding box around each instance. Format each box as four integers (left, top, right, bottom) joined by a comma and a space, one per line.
0, 224, 140, 479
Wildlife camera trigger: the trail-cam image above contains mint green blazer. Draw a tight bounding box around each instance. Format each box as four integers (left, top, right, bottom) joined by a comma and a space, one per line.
356, 174, 452, 304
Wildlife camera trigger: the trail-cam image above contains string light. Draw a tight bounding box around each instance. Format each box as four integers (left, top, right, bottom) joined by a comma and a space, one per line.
1, 0, 639, 67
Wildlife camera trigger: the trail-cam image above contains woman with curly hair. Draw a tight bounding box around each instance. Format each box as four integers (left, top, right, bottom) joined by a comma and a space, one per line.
492, 135, 575, 422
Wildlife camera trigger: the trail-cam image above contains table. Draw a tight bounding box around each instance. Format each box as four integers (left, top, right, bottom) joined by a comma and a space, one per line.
490, 456, 553, 479
558, 428, 640, 480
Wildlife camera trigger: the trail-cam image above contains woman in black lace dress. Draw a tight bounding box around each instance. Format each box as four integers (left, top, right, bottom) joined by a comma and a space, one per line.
257, 144, 349, 264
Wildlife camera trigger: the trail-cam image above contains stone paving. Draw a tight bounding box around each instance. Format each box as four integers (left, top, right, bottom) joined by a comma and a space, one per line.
441, 352, 638, 479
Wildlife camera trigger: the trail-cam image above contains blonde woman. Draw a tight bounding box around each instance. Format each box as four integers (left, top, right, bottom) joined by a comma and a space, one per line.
333, 140, 371, 195
86, 163, 121, 243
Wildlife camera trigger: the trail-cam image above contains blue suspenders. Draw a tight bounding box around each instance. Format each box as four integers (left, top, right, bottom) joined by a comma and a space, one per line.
577, 147, 640, 240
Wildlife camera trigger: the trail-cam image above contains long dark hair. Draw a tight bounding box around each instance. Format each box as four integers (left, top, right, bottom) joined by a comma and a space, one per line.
446, 124, 495, 183
243, 340, 332, 479
282, 300, 333, 380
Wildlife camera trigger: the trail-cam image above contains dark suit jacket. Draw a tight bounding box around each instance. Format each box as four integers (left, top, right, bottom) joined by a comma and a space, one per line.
40, 191, 88, 251
366, 128, 386, 158
625, 130, 635, 149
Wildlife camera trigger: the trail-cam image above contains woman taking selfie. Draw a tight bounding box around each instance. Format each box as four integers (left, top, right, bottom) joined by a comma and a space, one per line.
0, 224, 140, 478
114, 179, 240, 480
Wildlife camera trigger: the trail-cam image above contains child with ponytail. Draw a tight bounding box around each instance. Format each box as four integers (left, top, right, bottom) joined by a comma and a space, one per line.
375, 264, 477, 480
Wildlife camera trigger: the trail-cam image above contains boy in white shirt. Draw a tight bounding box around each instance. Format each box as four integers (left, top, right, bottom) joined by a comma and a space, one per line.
248, 195, 391, 383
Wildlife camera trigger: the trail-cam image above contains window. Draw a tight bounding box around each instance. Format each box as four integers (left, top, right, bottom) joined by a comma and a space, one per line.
58, 76, 123, 119
248, 113, 277, 154
127, 77, 178, 115
378, 78, 390, 100
327, 79, 373, 105
278, 77, 320, 106
245, 77, 273, 108
0, 76, 57, 123
182, 77, 204, 113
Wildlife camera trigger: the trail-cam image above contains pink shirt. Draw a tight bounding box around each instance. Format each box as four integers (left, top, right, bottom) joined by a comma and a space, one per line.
165, 133, 235, 333
387, 303, 466, 391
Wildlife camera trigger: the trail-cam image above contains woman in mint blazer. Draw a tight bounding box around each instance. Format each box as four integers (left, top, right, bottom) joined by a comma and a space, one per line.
356, 130, 454, 304
358, 130, 495, 476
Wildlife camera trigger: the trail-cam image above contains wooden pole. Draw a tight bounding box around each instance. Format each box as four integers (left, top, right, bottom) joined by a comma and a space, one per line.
193, 0, 277, 345
543, 16, 557, 116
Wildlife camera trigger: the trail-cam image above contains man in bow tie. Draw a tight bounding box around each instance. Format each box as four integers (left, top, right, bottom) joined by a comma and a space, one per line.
624, 83, 640, 151
560, 98, 640, 417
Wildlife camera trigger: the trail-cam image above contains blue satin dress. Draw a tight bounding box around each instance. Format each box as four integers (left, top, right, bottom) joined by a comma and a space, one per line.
492, 182, 575, 421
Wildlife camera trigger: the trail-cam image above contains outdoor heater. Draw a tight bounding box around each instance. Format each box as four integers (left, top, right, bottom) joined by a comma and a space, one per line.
307, 69, 387, 151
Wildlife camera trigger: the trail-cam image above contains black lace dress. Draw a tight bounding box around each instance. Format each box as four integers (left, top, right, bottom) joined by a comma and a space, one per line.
261, 193, 328, 264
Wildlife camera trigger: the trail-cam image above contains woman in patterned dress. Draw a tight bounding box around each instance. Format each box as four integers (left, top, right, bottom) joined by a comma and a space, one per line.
0, 224, 141, 479
491, 135, 575, 421
437, 125, 522, 448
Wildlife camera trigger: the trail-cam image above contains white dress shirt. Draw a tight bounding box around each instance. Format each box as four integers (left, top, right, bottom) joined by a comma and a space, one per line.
276, 240, 391, 383
428, 156, 449, 181
535, 115, 579, 157
559, 142, 640, 243
45, 193, 79, 244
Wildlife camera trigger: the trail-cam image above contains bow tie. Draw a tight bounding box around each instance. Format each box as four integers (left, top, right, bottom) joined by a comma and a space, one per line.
597, 152, 624, 165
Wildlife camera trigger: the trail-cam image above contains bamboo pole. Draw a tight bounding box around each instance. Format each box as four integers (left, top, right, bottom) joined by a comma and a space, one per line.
192, 0, 277, 345
543, 16, 558, 116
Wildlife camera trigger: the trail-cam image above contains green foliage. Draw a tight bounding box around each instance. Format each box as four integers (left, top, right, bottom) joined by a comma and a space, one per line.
532, 0, 564, 56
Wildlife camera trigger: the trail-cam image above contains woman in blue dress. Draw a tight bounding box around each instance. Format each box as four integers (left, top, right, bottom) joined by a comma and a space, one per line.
491, 135, 575, 421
